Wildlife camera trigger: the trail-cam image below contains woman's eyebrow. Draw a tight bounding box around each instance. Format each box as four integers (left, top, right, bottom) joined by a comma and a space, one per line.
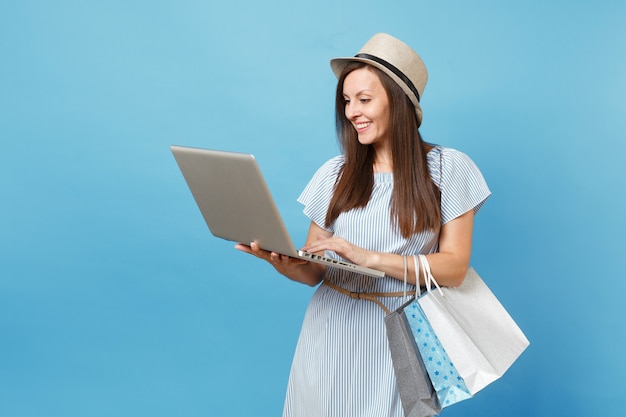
343, 89, 373, 97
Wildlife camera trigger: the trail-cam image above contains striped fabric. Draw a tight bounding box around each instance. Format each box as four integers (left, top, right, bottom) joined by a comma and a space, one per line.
282, 146, 491, 417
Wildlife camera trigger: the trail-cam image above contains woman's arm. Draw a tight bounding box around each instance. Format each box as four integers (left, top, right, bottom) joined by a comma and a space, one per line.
417, 209, 474, 286
234, 221, 331, 286
301, 210, 475, 287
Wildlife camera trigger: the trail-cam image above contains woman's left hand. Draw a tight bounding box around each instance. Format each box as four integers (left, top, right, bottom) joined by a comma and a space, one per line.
301, 234, 373, 268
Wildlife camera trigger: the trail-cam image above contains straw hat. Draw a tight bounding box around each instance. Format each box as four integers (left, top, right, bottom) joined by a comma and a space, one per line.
330, 33, 428, 126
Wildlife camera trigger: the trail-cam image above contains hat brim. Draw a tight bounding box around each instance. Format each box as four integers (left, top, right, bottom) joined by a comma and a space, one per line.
330, 57, 423, 126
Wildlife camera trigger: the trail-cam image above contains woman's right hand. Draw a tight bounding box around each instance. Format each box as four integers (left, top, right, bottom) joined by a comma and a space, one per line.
234, 242, 324, 286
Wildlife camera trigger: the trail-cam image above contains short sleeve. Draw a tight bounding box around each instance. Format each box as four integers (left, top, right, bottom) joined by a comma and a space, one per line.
297, 156, 345, 232
429, 147, 491, 224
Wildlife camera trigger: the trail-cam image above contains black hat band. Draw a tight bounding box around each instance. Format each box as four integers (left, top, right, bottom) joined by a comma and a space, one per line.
355, 53, 421, 102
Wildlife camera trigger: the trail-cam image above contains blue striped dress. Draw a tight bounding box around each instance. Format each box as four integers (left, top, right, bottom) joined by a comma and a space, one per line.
283, 146, 491, 417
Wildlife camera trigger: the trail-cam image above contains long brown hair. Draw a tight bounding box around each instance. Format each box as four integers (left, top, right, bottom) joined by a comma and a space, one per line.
325, 62, 441, 238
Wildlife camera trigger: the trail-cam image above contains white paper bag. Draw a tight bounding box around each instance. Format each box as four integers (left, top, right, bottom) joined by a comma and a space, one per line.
417, 259, 530, 395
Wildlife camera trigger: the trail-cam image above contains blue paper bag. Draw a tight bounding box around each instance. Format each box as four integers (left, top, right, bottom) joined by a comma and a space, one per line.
404, 300, 472, 408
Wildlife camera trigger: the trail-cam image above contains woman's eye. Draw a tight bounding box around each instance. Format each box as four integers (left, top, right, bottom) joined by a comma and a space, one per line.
360, 98, 370, 103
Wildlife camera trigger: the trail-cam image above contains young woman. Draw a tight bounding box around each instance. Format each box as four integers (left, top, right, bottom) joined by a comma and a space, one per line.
236, 33, 490, 417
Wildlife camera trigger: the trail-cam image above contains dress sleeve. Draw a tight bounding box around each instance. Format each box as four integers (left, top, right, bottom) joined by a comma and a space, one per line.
297, 156, 345, 233
433, 148, 491, 224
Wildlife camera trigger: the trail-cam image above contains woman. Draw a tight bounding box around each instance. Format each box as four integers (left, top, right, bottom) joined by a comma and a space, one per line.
236, 33, 490, 417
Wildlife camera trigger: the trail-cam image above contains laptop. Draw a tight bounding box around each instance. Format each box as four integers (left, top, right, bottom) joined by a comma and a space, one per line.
170, 145, 385, 278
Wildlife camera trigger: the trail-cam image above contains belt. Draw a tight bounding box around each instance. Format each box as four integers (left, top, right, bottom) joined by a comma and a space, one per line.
323, 279, 407, 314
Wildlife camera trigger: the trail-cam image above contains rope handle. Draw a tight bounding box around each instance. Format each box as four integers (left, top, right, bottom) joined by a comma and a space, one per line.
418, 254, 444, 297
413, 255, 420, 298
404, 253, 446, 300
402, 255, 408, 299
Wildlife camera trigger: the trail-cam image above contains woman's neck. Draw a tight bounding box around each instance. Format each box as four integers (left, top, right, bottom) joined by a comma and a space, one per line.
373, 158, 393, 172
373, 146, 393, 172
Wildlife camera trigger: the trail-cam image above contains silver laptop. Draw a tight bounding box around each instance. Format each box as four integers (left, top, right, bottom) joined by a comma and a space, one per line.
171, 145, 385, 278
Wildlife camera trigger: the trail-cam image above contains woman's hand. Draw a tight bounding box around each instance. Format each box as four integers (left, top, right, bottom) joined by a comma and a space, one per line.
235, 241, 308, 270
301, 234, 374, 268
234, 242, 324, 286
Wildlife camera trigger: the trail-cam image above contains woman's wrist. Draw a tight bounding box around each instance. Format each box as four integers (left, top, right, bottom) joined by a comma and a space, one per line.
363, 251, 380, 269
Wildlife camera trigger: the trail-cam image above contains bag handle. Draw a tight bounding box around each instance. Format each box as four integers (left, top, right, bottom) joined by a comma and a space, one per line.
413, 255, 421, 297
404, 254, 444, 300
402, 255, 408, 299
404, 255, 424, 300
418, 254, 444, 297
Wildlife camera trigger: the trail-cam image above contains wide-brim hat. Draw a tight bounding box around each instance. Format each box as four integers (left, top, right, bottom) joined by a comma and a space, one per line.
330, 33, 428, 126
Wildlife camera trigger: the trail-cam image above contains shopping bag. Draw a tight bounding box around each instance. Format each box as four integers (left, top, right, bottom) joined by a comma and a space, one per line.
417, 255, 530, 395
404, 300, 472, 408
385, 299, 442, 417
395, 255, 472, 409
384, 255, 441, 417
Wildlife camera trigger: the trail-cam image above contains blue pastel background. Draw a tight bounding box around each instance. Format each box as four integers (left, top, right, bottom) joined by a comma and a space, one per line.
1, 1, 624, 416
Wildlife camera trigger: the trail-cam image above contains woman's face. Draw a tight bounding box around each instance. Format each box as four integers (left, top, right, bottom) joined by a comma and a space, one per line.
343, 66, 391, 147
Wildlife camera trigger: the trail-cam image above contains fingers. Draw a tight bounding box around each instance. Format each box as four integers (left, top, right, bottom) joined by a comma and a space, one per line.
269, 250, 308, 266
236, 242, 307, 266
249, 241, 271, 260
303, 236, 345, 254
269, 251, 282, 263
302, 236, 367, 266
234, 242, 268, 258
234, 243, 253, 254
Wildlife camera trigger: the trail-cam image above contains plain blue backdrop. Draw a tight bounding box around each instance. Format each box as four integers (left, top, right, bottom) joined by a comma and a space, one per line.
1, 1, 625, 416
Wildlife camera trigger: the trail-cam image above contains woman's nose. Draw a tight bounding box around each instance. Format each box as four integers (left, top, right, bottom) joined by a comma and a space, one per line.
346, 102, 361, 119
